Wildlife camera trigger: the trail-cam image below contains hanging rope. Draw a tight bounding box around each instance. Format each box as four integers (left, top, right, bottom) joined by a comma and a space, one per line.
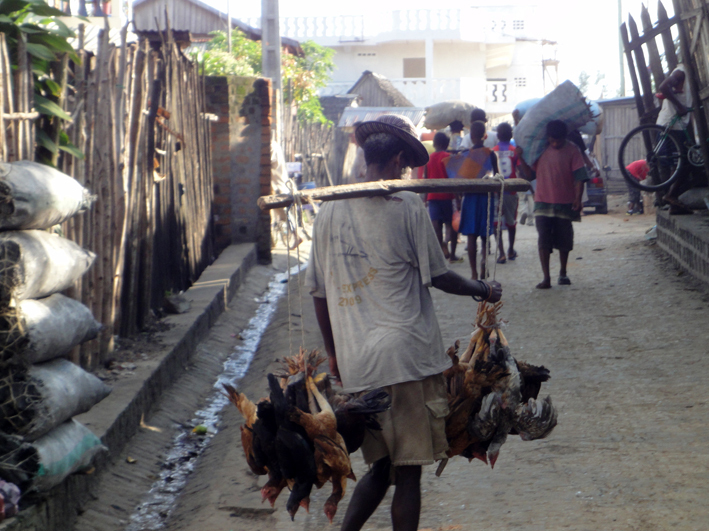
483, 173, 507, 282
285, 180, 307, 355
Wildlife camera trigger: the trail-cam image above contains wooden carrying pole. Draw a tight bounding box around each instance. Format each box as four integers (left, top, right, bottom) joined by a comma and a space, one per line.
257, 178, 532, 210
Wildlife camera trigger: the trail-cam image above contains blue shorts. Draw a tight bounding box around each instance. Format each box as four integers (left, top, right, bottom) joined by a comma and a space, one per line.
428, 199, 453, 225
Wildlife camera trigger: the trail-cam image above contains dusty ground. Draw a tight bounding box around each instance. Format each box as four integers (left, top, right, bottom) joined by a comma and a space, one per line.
77, 194, 709, 531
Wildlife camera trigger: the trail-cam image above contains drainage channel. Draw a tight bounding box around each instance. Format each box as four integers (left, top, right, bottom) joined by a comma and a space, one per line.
125, 263, 303, 531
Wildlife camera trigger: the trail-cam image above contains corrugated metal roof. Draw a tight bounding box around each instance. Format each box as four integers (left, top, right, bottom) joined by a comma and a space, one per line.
338, 107, 426, 129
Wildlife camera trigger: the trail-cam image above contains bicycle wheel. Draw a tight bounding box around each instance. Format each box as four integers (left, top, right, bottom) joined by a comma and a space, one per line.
618, 124, 684, 192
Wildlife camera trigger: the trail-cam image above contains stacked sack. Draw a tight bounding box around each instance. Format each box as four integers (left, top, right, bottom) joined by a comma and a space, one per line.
0, 161, 109, 496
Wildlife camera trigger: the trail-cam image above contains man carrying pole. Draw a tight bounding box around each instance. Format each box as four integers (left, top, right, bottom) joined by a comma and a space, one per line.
305, 114, 502, 531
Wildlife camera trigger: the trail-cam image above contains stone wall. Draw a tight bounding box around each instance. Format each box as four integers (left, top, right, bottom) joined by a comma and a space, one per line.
204, 76, 272, 263
657, 209, 709, 284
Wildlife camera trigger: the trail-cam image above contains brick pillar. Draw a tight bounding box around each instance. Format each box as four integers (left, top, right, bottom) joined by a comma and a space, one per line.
256, 78, 273, 264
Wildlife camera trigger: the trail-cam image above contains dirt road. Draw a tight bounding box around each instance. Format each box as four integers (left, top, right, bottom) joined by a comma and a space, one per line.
77, 197, 709, 531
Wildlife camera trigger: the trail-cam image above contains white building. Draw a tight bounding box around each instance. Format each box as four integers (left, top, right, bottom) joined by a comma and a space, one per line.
241, 2, 558, 118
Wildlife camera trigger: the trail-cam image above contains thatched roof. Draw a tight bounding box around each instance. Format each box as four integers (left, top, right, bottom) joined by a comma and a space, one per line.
347, 71, 415, 107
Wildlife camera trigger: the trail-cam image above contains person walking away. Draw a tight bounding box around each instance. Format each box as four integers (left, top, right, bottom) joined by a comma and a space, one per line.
423, 132, 461, 262
492, 122, 519, 263
460, 108, 497, 149
656, 63, 694, 214
625, 160, 648, 214
448, 120, 465, 151
515, 120, 589, 289
305, 114, 502, 531
456, 121, 499, 280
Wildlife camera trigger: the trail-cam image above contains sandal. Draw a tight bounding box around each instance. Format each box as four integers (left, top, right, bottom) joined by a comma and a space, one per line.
496, 256, 506, 264
508, 250, 517, 260
449, 256, 464, 264
558, 275, 571, 285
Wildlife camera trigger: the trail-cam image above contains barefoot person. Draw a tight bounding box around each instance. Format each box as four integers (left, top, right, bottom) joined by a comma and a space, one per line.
516, 120, 589, 289
423, 132, 461, 262
305, 114, 502, 531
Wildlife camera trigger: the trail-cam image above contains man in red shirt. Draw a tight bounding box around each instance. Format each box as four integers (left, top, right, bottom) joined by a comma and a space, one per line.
516, 120, 589, 289
423, 132, 461, 262
625, 160, 648, 214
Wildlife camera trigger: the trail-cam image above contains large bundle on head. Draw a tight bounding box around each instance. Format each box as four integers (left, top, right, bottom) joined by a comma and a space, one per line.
513, 80, 595, 165
223, 349, 390, 523
424, 100, 476, 130
437, 301, 557, 475
0, 161, 94, 231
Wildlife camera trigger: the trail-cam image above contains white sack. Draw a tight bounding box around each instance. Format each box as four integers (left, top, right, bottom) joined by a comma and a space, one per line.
0, 161, 93, 230
0, 230, 95, 302
424, 100, 476, 130
513, 81, 594, 165
19, 294, 102, 364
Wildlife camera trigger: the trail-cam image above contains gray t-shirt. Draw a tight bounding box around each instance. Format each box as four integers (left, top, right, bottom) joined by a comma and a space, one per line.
305, 191, 451, 393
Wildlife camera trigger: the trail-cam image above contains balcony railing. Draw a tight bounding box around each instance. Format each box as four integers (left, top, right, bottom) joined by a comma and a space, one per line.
242, 9, 461, 41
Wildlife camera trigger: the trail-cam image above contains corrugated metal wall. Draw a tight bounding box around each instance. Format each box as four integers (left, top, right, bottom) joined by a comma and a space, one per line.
597, 98, 640, 193
133, 0, 229, 33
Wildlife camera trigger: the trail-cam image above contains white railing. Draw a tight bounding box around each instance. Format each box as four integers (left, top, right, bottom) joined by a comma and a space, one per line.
241, 9, 460, 41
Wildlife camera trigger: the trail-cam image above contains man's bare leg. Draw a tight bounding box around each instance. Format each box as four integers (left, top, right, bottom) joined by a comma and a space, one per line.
467, 235, 478, 279
537, 247, 551, 289
559, 249, 569, 278
340, 457, 391, 531
391, 465, 421, 531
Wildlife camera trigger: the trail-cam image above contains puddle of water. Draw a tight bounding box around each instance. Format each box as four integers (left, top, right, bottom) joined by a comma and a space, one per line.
126, 263, 304, 531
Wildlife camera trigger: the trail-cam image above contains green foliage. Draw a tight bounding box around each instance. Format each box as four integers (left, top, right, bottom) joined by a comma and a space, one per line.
0, 0, 84, 164
193, 29, 335, 124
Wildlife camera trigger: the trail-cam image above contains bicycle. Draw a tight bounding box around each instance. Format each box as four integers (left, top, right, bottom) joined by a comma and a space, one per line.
618, 107, 703, 192
270, 180, 318, 249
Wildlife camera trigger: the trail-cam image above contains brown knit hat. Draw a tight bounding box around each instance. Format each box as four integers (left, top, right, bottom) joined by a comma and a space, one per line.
355, 114, 429, 167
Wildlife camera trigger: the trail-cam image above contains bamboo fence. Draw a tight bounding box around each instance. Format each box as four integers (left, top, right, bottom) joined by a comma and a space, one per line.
1, 26, 215, 369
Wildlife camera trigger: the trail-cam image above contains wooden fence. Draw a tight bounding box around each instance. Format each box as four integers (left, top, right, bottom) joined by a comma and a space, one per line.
282, 103, 336, 187
621, 0, 709, 181
1, 27, 215, 369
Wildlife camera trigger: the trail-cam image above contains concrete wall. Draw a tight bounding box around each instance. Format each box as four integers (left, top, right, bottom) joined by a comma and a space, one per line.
657, 210, 709, 285
204, 76, 272, 263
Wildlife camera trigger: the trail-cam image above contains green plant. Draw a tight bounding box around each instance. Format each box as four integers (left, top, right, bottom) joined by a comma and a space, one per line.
0, 0, 84, 164
193, 29, 335, 124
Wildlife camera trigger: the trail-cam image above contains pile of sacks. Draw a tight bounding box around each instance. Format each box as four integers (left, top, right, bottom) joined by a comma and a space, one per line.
0, 161, 109, 499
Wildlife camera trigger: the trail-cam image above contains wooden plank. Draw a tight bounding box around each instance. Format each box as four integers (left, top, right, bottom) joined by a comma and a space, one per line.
623, 15, 678, 50
629, 15, 658, 115
658, 1, 679, 71
257, 178, 533, 210
621, 22, 647, 121
641, 5, 666, 89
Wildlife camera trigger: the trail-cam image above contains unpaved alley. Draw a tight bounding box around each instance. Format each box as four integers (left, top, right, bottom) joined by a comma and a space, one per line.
76, 199, 709, 531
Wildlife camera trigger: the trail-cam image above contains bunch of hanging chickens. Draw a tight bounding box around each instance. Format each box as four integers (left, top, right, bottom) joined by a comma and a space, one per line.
225, 301, 557, 522
223, 350, 390, 523
437, 300, 557, 475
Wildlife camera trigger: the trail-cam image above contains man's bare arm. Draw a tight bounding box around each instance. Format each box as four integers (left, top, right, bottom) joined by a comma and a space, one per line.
313, 296, 341, 383
431, 270, 502, 302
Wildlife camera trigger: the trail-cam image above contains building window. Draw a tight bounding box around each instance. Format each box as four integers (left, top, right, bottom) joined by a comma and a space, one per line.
403, 58, 426, 78
357, 52, 377, 57
487, 79, 508, 103
515, 77, 527, 87
513, 20, 524, 30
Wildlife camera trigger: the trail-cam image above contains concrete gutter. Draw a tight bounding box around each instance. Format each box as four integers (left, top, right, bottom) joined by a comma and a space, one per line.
1, 243, 257, 531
